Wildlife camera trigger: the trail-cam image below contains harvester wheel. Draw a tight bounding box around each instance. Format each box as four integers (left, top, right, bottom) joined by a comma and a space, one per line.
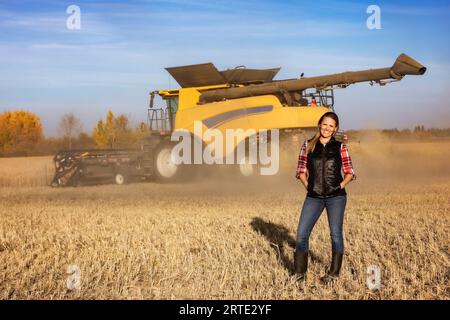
238, 155, 257, 177
153, 142, 180, 182
114, 172, 127, 185
235, 136, 259, 178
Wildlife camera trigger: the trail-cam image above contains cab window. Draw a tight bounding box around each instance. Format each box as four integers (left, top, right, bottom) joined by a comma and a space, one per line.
166, 97, 179, 113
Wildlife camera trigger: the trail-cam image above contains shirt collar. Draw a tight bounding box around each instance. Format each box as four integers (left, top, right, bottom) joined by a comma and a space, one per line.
320, 136, 336, 146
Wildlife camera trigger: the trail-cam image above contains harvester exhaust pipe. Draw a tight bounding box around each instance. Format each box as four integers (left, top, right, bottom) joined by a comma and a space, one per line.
199, 53, 427, 103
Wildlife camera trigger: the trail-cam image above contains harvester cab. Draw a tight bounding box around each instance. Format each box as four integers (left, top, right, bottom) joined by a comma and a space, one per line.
147, 62, 283, 133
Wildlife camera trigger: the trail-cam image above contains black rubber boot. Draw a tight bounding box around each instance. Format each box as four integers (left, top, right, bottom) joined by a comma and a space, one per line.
320, 252, 343, 284
294, 251, 308, 281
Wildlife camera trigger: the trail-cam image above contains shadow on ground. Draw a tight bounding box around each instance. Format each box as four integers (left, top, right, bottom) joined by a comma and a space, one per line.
250, 217, 324, 275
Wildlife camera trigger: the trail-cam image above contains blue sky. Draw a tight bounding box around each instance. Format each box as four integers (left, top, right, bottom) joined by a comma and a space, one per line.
0, 0, 449, 136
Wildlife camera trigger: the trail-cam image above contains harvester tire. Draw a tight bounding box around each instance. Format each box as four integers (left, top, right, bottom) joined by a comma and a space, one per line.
235, 136, 259, 178
114, 172, 128, 185
153, 142, 181, 182
238, 155, 258, 177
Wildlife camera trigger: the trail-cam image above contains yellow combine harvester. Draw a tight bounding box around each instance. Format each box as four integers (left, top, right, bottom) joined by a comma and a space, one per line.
52, 54, 426, 186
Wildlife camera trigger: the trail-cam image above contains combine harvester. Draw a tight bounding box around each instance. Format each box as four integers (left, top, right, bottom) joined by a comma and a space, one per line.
51, 54, 426, 186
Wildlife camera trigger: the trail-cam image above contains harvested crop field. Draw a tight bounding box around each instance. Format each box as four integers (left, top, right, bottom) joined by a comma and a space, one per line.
0, 138, 449, 299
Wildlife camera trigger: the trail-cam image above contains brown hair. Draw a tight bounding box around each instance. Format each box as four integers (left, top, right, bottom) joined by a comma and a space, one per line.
306, 112, 340, 154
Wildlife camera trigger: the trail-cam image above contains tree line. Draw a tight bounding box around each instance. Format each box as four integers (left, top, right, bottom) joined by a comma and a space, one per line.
1, 110, 449, 157
0, 110, 149, 157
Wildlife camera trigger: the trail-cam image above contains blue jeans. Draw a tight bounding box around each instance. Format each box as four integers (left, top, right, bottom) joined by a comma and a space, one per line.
295, 195, 347, 254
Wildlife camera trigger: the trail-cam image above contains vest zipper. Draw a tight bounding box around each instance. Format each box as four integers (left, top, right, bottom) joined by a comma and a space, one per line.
322, 145, 326, 196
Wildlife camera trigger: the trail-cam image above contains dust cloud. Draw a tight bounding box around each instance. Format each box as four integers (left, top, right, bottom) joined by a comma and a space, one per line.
183, 131, 450, 196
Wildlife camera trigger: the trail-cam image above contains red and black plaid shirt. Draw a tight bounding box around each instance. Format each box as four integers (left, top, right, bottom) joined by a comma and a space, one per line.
296, 140, 356, 180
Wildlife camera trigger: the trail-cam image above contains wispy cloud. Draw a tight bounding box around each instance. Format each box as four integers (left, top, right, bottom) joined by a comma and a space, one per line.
384, 4, 450, 16
0, 7, 113, 36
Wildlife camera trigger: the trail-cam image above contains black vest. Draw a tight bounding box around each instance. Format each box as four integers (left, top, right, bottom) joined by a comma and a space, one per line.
306, 137, 346, 198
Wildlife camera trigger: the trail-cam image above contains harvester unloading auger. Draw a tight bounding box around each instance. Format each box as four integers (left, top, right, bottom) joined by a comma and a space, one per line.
199, 54, 426, 103
51, 54, 426, 186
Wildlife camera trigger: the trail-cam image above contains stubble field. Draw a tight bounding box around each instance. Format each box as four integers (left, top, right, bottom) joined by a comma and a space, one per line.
0, 137, 449, 299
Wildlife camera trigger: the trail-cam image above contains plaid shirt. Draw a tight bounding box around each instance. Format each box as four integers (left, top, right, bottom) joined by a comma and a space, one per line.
296, 140, 356, 180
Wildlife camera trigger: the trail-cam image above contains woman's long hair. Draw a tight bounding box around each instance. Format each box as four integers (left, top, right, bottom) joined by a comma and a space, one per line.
306, 112, 340, 154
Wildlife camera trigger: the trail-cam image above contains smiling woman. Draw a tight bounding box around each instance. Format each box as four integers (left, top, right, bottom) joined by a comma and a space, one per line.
294, 111, 356, 284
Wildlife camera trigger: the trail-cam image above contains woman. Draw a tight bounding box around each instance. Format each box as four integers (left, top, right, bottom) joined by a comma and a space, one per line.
294, 111, 356, 284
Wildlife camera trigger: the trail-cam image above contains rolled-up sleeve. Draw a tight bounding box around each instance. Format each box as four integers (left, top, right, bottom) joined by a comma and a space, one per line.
340, 143, 356, 180
296, 140, 308, 179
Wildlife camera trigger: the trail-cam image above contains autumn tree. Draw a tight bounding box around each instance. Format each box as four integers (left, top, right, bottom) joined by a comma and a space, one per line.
76, 132, 95, 149
0, 110, 43, 155
93, 111, 133, 148
59, 112, 82, 150
93, 119, 109, 148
